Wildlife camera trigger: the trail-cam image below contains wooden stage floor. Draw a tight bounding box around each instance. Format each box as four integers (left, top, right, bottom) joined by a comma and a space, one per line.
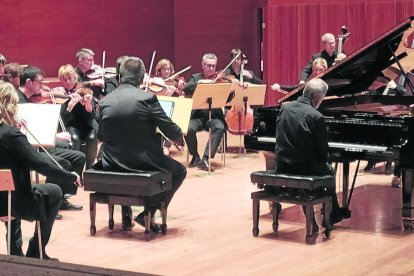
2, 133, 414, 275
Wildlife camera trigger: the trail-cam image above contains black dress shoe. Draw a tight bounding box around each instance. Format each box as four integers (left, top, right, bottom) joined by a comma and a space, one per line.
189, 155, 201, 168
55, 213, 63, 220
331, 208, 352, 225
26, 240, 59, 261
60, 199, 83, 211
122, 216, 135, 231
197, 158, 213, 171
134, 215, 161, 233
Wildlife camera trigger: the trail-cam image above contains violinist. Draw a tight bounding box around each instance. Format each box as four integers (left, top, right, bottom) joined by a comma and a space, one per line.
75, 48, 105, 99
58, 64, 98, 170
0, 54, 6, 78
17, 66, 85, 213
0, 80, 81, 259
104, 55, 129, 95
183, 53, 226, 171
154, 59, 186, 96
3, 62, 22, 89
224, 49, 263, 84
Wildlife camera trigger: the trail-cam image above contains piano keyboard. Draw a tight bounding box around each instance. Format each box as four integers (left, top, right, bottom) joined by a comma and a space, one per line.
328, 142, 388, 152
257, 137, 388, 153
257, 137, 276, 143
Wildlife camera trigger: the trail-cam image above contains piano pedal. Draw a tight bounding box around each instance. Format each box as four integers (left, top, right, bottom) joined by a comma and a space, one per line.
391, 176, 402, 188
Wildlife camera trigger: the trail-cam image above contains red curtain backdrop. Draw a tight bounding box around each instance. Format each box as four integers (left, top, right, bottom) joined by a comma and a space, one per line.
0, 0, 413, 107
260, 0, 414, 106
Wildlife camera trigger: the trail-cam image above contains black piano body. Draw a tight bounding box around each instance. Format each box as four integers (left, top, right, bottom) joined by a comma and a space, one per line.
245, 16, 414, 228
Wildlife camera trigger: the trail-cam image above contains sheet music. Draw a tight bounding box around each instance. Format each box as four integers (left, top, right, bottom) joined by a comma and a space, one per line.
17, 104, 61, 148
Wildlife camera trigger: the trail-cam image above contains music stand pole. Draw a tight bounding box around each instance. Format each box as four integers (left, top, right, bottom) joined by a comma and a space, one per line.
207, 97, 212, 173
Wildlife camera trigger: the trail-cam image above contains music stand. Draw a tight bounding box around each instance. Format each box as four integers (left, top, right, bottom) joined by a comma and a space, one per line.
225, 84, 266, 156
192, 83, 233, 173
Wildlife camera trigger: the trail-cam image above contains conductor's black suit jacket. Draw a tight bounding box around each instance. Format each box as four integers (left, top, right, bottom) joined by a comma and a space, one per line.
97, 83, 182, 173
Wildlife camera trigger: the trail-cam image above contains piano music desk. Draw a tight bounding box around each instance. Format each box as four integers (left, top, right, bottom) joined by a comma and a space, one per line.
250, 171, 334, 243
83, 169, 172, 241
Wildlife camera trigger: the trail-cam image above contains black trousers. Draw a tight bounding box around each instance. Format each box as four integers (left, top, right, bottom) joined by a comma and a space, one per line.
123, 158, 187, 218
67, 126, 98, 170
185, 117, 225, 159
6, 183, 62, 256
275, 159, 341, 212
44, 146, 85, 195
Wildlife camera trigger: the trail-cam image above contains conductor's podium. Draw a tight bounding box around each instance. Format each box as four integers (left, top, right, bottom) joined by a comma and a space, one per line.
250, 170, 335, 243
83, 169, 171, 240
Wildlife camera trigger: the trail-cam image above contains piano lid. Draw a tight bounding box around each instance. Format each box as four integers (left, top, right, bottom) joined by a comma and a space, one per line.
277, 16, 414, 104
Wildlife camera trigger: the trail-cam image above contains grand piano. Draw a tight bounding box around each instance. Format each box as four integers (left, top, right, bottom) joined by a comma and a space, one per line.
245, 16, 414, 229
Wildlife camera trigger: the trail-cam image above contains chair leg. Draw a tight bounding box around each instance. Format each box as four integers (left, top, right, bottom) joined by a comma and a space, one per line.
7, 191, 11, 255
36, 221, 42, 260
160, 202, 167, 234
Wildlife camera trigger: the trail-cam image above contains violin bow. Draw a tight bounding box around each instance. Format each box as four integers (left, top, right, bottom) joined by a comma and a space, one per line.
164, 65, 192, 82
144, 50, 156, 91
48, 89, 67, 133
101, 51, 106, 94
213, 52, 241, 83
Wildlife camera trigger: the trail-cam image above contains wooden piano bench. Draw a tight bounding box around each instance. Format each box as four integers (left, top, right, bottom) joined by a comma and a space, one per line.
83, 169, 172, 241
250, 171, 335, 243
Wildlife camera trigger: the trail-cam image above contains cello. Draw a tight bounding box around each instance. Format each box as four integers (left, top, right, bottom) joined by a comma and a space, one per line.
224, 54, 254, 136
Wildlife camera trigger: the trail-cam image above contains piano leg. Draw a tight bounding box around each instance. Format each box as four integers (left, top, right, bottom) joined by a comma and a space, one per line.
342, 162, 350, 208
401, 169, 414, 230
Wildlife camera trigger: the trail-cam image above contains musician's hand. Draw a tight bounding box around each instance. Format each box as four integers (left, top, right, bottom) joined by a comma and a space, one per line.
387, 80, 397, 89
242, 70, 253, 79
334, 53, 347, 64
164, 86, 176, 96
71, 172, 83, 188
299, 80, 305, 85
172, 133, 185, 150
56, 132, 72, 143
177, 80, 186, 90
90, 79, 104, 88
271, 83, 280, 91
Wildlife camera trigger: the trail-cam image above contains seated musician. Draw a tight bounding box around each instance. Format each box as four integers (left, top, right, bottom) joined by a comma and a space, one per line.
183, 53, 227, 171
75, 48, 105, 99
96, 56, 187, 232
17, 66, 85, 213
299, 33, 346, 84
0, 53, 6, 78
273, 78, 351, 229
154, 59, 186, 97
271, 58, 328, 93
3, 62, 22, 90
104, 55, 129, 95
0, 80, 81, 260
224, 48, 263, 84
57, 64, 98, 170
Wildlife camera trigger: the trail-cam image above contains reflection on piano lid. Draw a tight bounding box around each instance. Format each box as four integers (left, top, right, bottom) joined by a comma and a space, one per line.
277, 16, 414, 105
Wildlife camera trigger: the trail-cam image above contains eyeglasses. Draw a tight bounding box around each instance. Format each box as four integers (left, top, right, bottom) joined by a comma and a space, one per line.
324, 41, 336, 45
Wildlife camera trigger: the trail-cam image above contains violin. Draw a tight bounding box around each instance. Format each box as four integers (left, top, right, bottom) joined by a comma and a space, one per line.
29, 87, 68, 104
86, 66, 117, 79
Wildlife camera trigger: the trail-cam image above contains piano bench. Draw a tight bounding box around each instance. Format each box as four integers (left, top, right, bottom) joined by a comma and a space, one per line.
250, 171, 335, 243
83, 169, 172, 241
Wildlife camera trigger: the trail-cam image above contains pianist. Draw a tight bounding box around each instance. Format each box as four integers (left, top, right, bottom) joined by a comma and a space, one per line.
274, 78, 351, 227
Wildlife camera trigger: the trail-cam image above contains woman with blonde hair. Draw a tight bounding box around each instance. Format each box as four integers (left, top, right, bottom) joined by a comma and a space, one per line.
0, 81, 80, 260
